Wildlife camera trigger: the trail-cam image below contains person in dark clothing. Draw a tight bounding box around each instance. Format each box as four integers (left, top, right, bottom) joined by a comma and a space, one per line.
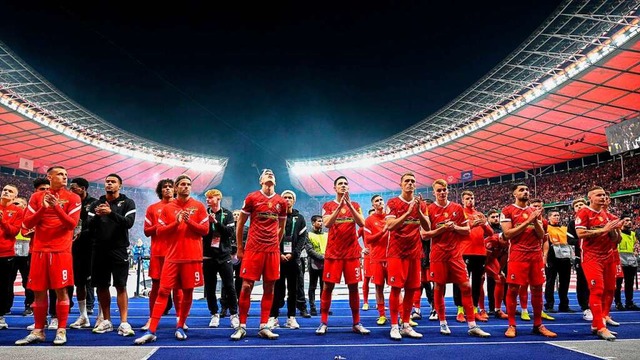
202, 189, 238, 328
87, 173, 136, 336
221, 210, 247, 318
267, 190, 308, 329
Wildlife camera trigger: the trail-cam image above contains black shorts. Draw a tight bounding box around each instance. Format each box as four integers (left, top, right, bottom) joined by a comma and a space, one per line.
72, 242, 92, 286
91, 251, 129, 288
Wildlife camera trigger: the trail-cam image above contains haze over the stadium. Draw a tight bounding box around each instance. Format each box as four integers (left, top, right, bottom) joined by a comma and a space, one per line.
0, 1, 563, 204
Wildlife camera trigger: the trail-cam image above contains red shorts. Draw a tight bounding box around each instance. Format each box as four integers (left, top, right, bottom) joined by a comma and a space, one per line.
583, 259, 617, 291
363, 256, 372, 278
323, 258, 362, 284
507, 258, 545, 286
370, 261, 387, 286
28, 252, 74, 291
615, 259, 624, 279
149, 255, 165, 280
160, 261, 203, 289
386, 258, 421, 289
421, 266, 432, 282
430, 258, 469, 284
240, 250, 280, 282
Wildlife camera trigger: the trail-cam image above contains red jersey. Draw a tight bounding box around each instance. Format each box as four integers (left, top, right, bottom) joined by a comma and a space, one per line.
0, 202, 23, 257
427, 201, 467, 261
501, 204, 542, 262
575, 206, 616, 263
386, 196, 427, 259
606, 211, 621, 263
24, 188, 81, 253
462, 207, 491, 256
364, 212, 388, 261
323, 200, 362, 259
157, 197, 208, 262
241, 190, 287, 253
144, 200, 173, 257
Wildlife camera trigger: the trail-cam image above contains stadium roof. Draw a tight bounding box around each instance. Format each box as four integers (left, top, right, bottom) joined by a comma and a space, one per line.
287, 1, 640, 196
0, 42, 228, 192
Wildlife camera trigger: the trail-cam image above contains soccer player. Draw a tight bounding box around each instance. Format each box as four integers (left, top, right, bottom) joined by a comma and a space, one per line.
453, 190, 492, 322
601, 192, 622, 327
0, 184, 23, 329
140, 179, 184, 331
566, 198, 591, 320
425, 179, 490, 337
501, 184, 556, 338
316, 176, 370, 335
10, 197, 33, 317
88, 174, 136, 336
135, 174, 208, 344
575, 186, 623, 340
483, 210, 508, 319
268, 190, 308, 329
15, 166, 81, 346
203, 188, 238, 329
385, 173, 431, 340
230, 169, 287, 340
68, 178, 98, 329
363, 195, 389, 325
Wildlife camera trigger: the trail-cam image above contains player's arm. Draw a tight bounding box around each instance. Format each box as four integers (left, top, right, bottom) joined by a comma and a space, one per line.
347, 202, 365, 227
293, 216, 307, 258
576, 219, 622, 239
542, 238, 550, 266
364, 223, 388, 245
185, 207, 210, 236
22, 193, 46, 229
532, 212, 544, 239
0, 207, 22, 237
52, 198, 81, 230
156, 207, 180, 236
502, 213, 536, 240
453, 221, 470, 236
278, 216, 287, 243
143, 206, 158, 237
106, 199, 136, 229
323, 204, 341, 228
422, 221, 451, 238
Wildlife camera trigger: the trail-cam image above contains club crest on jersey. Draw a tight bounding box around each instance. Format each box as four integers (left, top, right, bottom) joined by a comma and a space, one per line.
390, 276, 396, 283
326, 272, 331, 279
443, 212, 449, 218
591, 279, 596, 286
242, 268, 246, 274
117, 200, 125, 207
598, 216, 603, 221
430, 272, 434, 278
275, 203, 281, 212
511, 274, 516, 280
452, 212, 457, 218
341, 208, 347, 214
186, 207, 198, 214
575, 217, 582, 225
522, 213, 529, 219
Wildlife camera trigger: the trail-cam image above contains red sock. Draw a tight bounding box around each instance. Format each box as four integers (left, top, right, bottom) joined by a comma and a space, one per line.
403, 289, 416, 324
238, 287, 251, 324
362, 277, 370, 305
320, 288, 332, 324
149, 280, 160, 314
33, 299, 48, 330
173, 288, 183, 317
177, 289, 192, 328
603, 290, 614, 317
261, 291, 274, 324
56, 299, 70, 329
349, 288, 360, 324
519, 285, 529, 309
150, 289, 170, 333
531, 287, 543, 326
460, 285, 475, 323
590, 288, 605, 330
412, 287, 421, 309
389, 288, 401, 325
434, 285, 446, 321
377, 302, 386, 317
507, 285, 518, 326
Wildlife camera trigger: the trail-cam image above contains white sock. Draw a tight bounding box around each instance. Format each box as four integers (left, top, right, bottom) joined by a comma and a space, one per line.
468, 321, 477, 328
79, 300, 87, 318
440, 320, 447, 326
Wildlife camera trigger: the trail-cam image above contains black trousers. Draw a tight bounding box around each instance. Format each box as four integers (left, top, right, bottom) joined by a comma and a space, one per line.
574, 259, 590, 311
615, 265, 637, 306
419, 280, 434, 306
453, 255, 486, 307
203, 258, 237, 315
308, 267, 324, 311
271, 260, 299, 317
296, 257, 307, 311
544, 258, 572, 310
0, 256, 14, 314
10, 255, 34, 308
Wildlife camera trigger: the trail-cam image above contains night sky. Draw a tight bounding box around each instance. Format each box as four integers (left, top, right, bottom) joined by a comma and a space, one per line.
1, 1, 564, 203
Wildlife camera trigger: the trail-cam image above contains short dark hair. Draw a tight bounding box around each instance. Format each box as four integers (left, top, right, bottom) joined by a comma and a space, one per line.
70, 178, 89, 189
333, 176, 348, 186
530, 198, 543, 205
487, 209, 499, 217
155, 179, 174, 199
511, 183, 527, 192
370, 194, 381, 203
46, 165, 66, 174
311, 215, 322, 222
33, 178, 50, 189
106, 173, 123, 184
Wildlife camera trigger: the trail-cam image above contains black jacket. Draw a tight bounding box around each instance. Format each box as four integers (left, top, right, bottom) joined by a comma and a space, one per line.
73, 194, 97, 247
202, 207, 235, 263
280, 209, 307, 260
86, 193, 136, 258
